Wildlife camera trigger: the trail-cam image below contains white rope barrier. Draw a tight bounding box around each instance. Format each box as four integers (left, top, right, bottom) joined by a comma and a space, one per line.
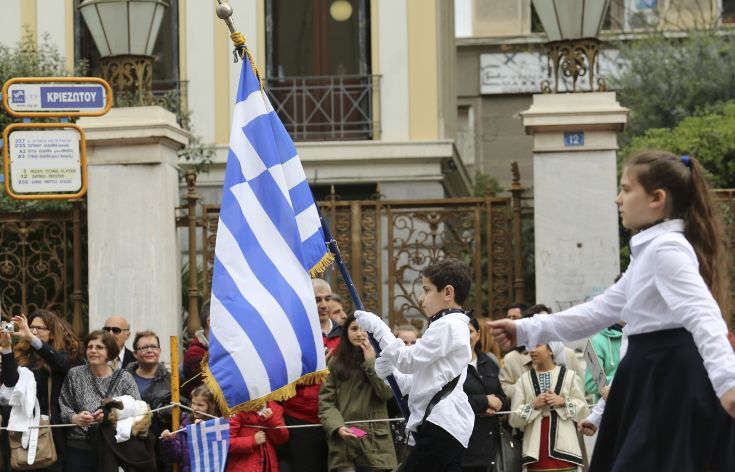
0, 401, 602, 434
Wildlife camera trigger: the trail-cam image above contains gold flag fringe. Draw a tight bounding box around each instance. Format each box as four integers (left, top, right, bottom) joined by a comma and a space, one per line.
201, 353, 329, 416
230, 31, 264, 91
309, 252, 334, 278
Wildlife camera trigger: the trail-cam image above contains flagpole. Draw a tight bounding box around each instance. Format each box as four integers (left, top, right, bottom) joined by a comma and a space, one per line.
213, 0, 409, 421
317, 206, 411, 421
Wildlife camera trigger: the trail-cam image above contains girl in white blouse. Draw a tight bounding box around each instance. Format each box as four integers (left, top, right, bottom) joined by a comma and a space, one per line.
490, 150, 735, 471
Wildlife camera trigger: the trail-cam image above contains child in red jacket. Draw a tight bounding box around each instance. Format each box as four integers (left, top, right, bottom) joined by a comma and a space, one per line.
226, 401, 289, 472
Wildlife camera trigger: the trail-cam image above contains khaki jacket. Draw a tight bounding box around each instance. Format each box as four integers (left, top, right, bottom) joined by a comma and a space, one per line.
318, 357, 397, 471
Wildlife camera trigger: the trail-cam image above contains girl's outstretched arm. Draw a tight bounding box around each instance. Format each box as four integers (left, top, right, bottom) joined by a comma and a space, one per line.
491, 270, 630, 350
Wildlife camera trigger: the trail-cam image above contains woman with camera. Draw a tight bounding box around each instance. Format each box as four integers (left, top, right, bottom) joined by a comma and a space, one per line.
0, 310, 82, 471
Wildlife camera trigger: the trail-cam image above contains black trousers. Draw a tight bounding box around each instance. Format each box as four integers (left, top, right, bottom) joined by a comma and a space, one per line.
282, 414, 328, 472
402, 421, 464, 472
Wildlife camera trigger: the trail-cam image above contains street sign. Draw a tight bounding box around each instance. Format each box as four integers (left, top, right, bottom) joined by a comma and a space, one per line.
1, 77, 111, 117
564, 132, 585, 147
2, 123, 87, 200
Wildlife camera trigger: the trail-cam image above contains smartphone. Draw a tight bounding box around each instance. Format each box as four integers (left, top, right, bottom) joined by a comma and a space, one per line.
349, 426, 367, 439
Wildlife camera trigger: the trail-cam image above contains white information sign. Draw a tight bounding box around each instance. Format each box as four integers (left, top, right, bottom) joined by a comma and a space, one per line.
584, 339, 608, 395
8, 129, 82, 193
479, 49, 628, 95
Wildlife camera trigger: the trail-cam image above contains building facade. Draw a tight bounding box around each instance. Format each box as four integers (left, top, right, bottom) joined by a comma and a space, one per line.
1, 0, 470, 204
454, 0, 729, 189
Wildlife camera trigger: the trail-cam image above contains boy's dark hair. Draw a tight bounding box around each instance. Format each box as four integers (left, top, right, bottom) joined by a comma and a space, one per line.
422, 258, 472, 305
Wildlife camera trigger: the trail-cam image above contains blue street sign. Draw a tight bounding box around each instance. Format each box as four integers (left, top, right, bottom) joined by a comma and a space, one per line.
2, 78, 111, 117
564, 132, 584, 147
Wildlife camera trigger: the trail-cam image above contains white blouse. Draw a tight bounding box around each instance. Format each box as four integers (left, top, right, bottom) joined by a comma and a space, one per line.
517, 219, 735, 398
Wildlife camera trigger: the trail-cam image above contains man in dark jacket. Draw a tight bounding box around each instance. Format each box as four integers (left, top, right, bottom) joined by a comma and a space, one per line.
104, 315, 135, 369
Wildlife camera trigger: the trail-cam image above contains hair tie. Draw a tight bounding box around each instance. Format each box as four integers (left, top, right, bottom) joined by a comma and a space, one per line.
680, 155, 692, 168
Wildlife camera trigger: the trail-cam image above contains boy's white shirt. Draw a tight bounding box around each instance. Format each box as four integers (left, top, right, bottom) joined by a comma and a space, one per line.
516, 219, 735, 398
378, 312, 474, 447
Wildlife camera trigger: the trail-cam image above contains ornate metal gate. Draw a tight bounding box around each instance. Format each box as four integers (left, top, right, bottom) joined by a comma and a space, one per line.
0, 201, 87, 335
179, 168, 525, 334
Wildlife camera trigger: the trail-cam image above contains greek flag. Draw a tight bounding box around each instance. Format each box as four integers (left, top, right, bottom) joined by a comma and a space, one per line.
187, 417, 229, 472
205, 56, 330, 414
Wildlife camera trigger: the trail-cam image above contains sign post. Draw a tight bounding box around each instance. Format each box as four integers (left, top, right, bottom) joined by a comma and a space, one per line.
1, 77, 111, 200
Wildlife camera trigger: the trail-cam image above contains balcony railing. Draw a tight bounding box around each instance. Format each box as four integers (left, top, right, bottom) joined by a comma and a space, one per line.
265, 74, 380, 141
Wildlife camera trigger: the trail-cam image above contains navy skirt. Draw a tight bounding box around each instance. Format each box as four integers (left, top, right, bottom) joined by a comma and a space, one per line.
590, 328, 735, 471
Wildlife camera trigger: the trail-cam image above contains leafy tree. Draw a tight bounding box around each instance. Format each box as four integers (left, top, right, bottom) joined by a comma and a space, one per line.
620, 100, 735, 188
610, 29, 735, 143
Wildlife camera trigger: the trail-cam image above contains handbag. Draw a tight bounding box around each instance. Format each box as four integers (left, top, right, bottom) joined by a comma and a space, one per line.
9, 377, 57, 470
495, 422, 522, 472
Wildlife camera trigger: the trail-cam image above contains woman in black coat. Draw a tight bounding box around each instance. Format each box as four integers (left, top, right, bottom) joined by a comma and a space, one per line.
462, 317, 509, 472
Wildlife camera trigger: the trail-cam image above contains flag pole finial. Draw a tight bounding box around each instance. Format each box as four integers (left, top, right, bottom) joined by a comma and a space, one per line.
215, 0, 264, 90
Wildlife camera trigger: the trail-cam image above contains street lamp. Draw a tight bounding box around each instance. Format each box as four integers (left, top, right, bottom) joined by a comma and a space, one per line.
532, 0, 611, 92
79, 0, 169, 103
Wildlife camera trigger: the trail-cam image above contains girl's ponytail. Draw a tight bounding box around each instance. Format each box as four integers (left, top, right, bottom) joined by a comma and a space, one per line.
684, 158, 729, 317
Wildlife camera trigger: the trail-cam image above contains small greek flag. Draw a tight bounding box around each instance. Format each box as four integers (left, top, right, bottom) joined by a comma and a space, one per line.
187, 417, 229, 472
205, 54, 330, 414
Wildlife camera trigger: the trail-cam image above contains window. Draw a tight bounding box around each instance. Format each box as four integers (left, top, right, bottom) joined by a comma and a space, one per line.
265, 0, 377, 141
266, 0, 370, 78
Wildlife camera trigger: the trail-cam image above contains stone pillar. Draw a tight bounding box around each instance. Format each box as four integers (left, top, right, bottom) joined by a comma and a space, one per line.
521, 92, 628, 322
78, 106, 189, 364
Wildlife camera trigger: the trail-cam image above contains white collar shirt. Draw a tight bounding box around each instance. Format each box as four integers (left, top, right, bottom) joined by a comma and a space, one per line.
517, 219, 735, 398
117, 346, 126, 368
379, 312, 474, 447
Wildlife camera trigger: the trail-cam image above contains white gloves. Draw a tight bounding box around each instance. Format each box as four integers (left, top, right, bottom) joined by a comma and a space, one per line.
354, 310, 390, 341
374, 356, 394, 380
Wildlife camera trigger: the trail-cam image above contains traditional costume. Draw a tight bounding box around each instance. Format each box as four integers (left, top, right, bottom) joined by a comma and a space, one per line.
509, 365, 588, 472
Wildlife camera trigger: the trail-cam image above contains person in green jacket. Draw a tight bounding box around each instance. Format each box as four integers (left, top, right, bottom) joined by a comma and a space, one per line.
585, 323, 624, 401
318, 315, 398, 472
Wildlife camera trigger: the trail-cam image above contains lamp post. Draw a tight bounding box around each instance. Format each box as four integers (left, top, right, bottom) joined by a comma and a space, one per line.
78, 0, 169, 104
522, 0, 626, 332
532, 0, 611, 92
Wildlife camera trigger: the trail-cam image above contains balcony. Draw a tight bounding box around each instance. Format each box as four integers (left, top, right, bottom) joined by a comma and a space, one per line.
265, 75, 380, 141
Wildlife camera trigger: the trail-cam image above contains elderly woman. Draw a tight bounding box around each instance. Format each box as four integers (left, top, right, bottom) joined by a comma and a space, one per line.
125, 331, 171, 430
59, 330, 141, 472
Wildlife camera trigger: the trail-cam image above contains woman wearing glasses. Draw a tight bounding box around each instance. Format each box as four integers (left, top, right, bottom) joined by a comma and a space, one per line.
59, 330, 142, 471
0, 310, 82, 471
125, 331, 172, 442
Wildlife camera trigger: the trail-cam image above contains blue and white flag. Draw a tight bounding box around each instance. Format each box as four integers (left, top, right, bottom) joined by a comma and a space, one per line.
187, 417, 229, 472
205, 55, 330, 413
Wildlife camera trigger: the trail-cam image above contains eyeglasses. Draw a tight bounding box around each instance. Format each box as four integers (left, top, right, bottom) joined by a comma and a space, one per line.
29, 326, 49, 332
102, 326, 129, 335
135, 345, 160, 352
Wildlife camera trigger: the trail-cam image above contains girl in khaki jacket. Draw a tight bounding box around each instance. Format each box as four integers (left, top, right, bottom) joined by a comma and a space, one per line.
509, 343, 588, 472
318, 315, 397, 472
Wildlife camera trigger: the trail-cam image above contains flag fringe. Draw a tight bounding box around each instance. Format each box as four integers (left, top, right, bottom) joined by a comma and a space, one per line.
200, 354, 329, 416
309, 252, 334, 277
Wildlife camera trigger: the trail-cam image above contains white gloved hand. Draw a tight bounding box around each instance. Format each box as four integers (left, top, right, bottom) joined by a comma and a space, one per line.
375, 356, 394, 380
354, 310, 390, 341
